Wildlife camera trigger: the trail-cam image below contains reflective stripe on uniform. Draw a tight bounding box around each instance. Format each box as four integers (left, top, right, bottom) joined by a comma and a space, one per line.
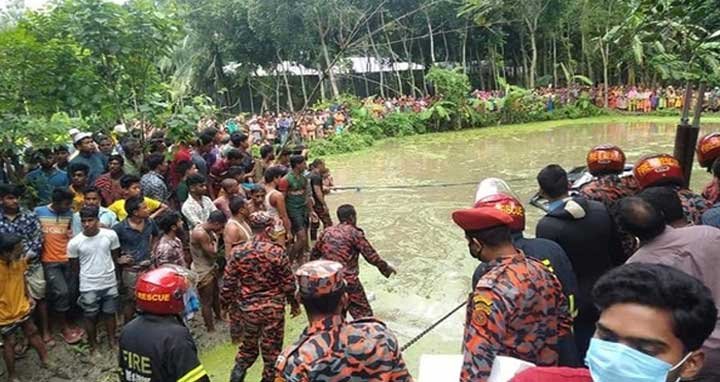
178, 365, 207, 382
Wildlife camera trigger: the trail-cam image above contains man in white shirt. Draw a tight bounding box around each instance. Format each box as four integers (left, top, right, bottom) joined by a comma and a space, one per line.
68, 206, 121, 352
182, 174, 218, 229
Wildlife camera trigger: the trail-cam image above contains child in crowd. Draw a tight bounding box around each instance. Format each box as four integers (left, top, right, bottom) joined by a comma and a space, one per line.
0, 233, 50, 381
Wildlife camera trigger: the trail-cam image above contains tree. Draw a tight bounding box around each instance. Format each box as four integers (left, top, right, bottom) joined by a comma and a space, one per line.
462, 0, 552, 88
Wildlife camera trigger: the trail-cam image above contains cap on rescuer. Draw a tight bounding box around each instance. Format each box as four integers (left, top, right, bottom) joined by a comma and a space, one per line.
296, 260, 346, 298
451, 207, 513, 231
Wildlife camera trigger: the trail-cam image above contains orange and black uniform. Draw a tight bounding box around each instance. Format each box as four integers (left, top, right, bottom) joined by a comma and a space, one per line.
462, 251, 571, 382
119, 314, 208, 382
310, 222, 392, 319
221, 236, 296, 382
275, 315, 413, 382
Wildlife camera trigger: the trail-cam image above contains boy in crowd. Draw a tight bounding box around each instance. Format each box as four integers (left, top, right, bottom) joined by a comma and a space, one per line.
35, 188, 84, 344
68, 162, 90, 212
113, 196, 160, 321
71, 186, 118, 236
0, 233, 50, 382
108, 174, 167, 221
68, 206, 121, 352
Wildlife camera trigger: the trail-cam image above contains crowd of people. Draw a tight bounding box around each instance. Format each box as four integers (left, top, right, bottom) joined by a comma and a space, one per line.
1, 118, 720, 382
209, 85, 720, 150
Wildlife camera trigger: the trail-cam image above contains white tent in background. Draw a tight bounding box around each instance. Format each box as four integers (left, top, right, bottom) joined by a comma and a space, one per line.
223, 56, 425, 77
344, 56, 425, 74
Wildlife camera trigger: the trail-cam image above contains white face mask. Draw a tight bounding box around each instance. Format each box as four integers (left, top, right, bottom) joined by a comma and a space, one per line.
668, 352, 694, 382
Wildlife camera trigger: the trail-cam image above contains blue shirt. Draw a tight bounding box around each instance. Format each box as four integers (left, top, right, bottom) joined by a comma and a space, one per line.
548, 199, 565, 212
113, 219, 159, 266
69, 152, 107, 184
25, 168, 69, 205
0, 208, 43, 261
701, 204, 720, 228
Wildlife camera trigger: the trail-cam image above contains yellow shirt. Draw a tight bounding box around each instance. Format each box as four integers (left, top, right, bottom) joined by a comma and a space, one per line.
108, 197, 162, 221
0, 259, 30, 326
70, 185, 84, 212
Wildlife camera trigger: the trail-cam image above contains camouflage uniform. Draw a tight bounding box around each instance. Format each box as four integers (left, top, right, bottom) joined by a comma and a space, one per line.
579, 174, 640, 261
310, 222, 392, 319
578, 174, 639, 205
221, 235, 296, 382
275, 260, 413, 382
462, 251, 571, 382
674, 186, 710, 225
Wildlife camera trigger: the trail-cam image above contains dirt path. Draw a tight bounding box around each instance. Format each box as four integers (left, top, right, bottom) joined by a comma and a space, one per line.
2, 318, 231, 382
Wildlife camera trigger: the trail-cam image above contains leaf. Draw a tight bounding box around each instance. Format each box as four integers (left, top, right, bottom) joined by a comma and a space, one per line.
632, 35, 644, 65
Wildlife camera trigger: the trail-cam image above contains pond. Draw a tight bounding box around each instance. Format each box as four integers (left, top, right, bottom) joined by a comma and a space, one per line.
201, 118, 718, 379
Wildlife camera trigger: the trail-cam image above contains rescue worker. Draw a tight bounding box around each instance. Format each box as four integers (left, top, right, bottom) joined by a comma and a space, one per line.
310, 204, 396, 319
220, 211, 299, 382
274, 260, 413, 381
453, 207, 571, 381
472, 178, 578, 302
578, 144, 639, 204
536, 164, 619, 359
577, 144, 639, 260
633, 153, 708, 225
118, 265, 208, 382
697, 132, 720, 204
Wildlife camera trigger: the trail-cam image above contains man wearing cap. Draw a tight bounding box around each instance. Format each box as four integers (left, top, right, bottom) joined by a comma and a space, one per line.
453, 207, 571, 382
275, 259, 413, 382
69, 131, 107, 185
221, 211, 299, 382
310, 204, 396, 319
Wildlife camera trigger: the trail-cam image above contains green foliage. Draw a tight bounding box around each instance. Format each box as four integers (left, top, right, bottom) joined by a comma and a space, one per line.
425, 67, 471, 104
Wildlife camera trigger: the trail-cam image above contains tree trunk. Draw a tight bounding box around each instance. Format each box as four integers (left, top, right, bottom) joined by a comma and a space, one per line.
520, 32, 529, 87
299, 67, 308, 106
363, 46, 371, 97
248, 77, 255, 115
277, 51, 294, 112
275, 75, 280, 114
442, 29, 450, 62
600, 39, 609, 108
367, 23, 385, 98
424, 10, 436, 64
528, 28, 537, 89
402, 35, 418, 97
317, 19, 339, 98
477, 48, 486, 90
552, 34, 558, 87
462, 21, 469, 74
381, 12, 403, 95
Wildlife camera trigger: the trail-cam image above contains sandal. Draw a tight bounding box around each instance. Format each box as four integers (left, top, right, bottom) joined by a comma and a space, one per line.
14, 341, 28, 356
62, 328, 84, 345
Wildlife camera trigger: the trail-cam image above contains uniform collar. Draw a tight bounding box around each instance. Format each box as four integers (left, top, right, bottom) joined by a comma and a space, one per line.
307, 315, 344, 335
484, 250, 524, 268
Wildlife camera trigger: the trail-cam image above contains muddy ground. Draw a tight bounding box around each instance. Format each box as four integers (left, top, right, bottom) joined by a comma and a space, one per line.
1, 317, 231, 382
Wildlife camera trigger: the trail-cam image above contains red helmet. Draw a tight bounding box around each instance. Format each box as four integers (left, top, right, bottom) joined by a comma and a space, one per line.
696, 132, 720, 168
136, 266, 191, 315
587, 144, 626, 175
474, 194, 526, 232
633, 154, 684, 189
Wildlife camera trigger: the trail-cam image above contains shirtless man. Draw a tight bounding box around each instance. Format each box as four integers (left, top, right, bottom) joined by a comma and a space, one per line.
189, 211, 227, 332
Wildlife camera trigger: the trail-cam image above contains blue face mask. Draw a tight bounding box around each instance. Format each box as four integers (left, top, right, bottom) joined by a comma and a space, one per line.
586, 338, 692, 382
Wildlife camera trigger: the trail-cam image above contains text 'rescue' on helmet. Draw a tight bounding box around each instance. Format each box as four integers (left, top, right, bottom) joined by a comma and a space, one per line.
696, 132, 720, 169
633, 154, 684, 189
587, 144, 626, 176
473, 178, 525, 232
135, 265, 194, 315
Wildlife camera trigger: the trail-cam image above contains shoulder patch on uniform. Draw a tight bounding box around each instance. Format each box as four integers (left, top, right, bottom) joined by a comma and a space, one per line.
471, 291, 493, 326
